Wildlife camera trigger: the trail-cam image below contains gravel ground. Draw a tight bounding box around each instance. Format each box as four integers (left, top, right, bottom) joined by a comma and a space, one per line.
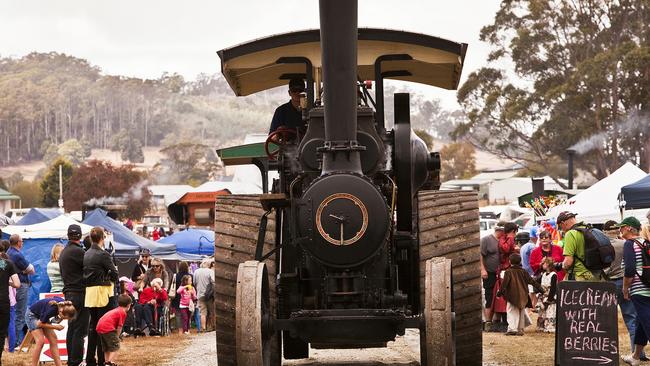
167, 330, 421, 366
166, 331, 218, 366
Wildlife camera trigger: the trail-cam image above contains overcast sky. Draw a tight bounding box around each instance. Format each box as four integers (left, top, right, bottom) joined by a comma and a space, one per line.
0, 0, 501, 108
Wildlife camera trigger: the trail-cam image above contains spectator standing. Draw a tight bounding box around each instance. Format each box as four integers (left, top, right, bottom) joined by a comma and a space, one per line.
529, 229, 565, 281
603, 220, 648, 361
193, 259, 215, 332
25, 297, 76, 366
131, 248, 151, 282
59, 224, 90, 366
176, 275, 197, 335
0, 239, 20, 362
96, 294, 132, 366
143, 258, 171, 290
480, 224, 504, 331
620, 217, 650, 366
47, 244, 64, 293
84, 227, 119, 366
7, 234, 35, 346
499, 223, 518, 271
497, 253, 543, 336
559, 211, 603, 281
170, 261, 190, 334
538, 257, 558, 333
516, 231, 537, 311
517, 232, 535, 276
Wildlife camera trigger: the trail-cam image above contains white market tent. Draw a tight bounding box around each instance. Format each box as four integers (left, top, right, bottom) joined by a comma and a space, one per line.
547, 162, 647, 224
3, 214, 93, 239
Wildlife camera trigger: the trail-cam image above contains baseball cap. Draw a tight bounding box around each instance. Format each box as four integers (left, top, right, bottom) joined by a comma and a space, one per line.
613, 217, 642, 231
529, 226, 538, 238
139, 248, 151, 256
288, 78, 305, 92
67, 224, 82, 238
556, 211, 577, 224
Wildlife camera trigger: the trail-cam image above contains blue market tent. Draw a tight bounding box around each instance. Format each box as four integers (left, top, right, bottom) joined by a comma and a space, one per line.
16, 208, 62, 225
158, 228, 214, 256
622, 174, 650, 209
82, 209, 177, 257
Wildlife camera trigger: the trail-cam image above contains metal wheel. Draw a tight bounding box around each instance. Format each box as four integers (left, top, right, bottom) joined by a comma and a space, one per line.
214, 195, 280, 366
236, 261, 279, 366
418, 190, 482, 366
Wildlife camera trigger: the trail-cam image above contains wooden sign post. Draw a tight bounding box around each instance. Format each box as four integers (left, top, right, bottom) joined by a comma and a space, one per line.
555, 281, 619, 365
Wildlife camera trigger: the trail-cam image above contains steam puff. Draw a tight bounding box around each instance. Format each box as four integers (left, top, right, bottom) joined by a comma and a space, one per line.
569, 111, 650, 155
84, 179, 149, 206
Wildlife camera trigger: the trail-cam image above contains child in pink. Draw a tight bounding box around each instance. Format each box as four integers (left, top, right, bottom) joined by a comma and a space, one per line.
176, 275, 197, 334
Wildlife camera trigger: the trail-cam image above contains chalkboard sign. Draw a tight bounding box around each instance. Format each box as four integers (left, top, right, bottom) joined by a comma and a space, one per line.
555, 281, 619, 366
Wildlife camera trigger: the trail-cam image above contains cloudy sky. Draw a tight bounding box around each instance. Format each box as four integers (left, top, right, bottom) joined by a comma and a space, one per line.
0, 0, 501, 108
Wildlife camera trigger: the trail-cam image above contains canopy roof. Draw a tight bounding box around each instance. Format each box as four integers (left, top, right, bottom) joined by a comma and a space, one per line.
218, 28, 467, 96
83, 208, 176, 256
158, 228, 214, 256
3, 215, 93, 239
622, 174, 650, 210
546, 162, 647, 224
0, 188, 20, 200
16, 208, 63, 225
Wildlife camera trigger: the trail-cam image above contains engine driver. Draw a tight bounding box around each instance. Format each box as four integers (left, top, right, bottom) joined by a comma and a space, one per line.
268, 77, 306, 136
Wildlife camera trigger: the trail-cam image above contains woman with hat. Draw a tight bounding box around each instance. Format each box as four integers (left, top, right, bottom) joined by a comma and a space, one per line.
131, 248, 151, 282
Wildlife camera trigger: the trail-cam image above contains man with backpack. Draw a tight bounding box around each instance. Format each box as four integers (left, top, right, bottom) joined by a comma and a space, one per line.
559, 211, 614, 281
620, 216, 650, 366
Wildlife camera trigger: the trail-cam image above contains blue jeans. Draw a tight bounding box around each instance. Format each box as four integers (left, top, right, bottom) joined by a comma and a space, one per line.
194, 307, 201, 332
631, 295, 650, 347
14, 284, 29, 345
8, 305, 16, 352
616, 279, 647, 358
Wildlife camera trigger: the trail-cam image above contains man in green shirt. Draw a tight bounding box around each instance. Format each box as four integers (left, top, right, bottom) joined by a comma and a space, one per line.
559, 211, 604, 281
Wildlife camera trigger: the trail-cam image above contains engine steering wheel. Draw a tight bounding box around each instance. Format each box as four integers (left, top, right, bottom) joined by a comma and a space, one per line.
265, 127, 297, 160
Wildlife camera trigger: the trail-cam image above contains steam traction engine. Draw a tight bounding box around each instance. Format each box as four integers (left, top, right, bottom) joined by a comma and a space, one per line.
213, 1, 481, 365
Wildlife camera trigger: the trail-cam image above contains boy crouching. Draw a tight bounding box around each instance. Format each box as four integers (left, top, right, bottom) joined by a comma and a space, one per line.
497, 253, 544, 335
96, 294, 132, 366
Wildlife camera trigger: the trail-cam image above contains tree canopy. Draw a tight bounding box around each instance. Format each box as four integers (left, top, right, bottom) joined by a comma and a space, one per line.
455, 0, 650, 181
40, 158, 74, 207
64, 160, 151, 219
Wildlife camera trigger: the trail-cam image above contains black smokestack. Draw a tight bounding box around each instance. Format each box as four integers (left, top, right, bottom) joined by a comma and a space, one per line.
567, 148, 576, 189
319, 0, 362, 173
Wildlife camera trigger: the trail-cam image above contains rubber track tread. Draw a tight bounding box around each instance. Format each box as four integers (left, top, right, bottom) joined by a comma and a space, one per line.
214, 194, 279, 366
418, 190, 482, 366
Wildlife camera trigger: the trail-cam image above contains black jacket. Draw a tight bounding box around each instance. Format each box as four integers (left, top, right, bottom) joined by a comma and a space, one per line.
59, 240, 86, 293
83, 244, 119, 287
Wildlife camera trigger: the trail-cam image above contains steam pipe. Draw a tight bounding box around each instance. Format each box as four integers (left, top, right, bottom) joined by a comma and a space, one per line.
567, 148, 576, 189
319, 0, 362, 174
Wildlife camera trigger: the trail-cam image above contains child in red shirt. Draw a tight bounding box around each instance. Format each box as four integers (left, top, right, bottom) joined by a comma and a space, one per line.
96, 294, 132, 366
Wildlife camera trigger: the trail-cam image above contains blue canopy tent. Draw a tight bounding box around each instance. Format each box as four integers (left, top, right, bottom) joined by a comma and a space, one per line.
622, 174, 650, 209
158, 229, 214, 256
82, 209, 177, 257
16, 208, 62, 225
1, 215, 94, 304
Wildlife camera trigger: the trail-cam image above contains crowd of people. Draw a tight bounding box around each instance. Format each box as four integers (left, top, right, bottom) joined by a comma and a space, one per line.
0, 224, 215, 366
481, 210, 650, 365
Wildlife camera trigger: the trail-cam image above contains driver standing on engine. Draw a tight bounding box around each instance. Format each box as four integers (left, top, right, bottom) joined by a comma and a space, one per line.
269, 77, 306, 136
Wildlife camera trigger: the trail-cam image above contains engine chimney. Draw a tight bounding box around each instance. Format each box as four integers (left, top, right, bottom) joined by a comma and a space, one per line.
319, 0, 363, 174
567, 148, 576, 189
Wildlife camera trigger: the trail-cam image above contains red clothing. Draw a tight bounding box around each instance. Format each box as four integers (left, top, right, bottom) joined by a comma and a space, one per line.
152, 230, 160, 241
529, 244, 565, 281
96, 307, 127, 334
138, 287, 168, 305
498, 236, 516, 271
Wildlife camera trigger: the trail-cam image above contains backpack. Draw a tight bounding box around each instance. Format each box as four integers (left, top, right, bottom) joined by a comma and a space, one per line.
571, 225, 615, 270
635, 239, 650, 287
204, 281, 214, 301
